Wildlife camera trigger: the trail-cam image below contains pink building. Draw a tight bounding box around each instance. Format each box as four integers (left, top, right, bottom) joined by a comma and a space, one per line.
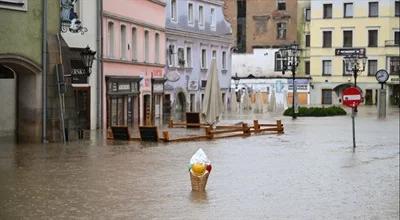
102, 0, 166, 134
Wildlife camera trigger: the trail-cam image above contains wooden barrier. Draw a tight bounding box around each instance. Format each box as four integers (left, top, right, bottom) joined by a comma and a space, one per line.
109, 120, 284, 142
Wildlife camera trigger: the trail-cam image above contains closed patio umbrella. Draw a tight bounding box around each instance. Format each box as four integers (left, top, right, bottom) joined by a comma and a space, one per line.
202, 59, 224, 125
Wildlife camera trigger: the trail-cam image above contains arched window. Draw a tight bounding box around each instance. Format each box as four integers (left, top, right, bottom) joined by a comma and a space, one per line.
155, 33, 160, 64
107, 22, 114, 57
132, 27, 137, 60
120, 25, 126, 59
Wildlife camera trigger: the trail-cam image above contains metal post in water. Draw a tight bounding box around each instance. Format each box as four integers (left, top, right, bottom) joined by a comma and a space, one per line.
351, 108, 356, 152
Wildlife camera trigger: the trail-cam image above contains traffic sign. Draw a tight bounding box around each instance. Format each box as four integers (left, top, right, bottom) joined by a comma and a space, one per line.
342, 87, 363, 108
335, 48, 366, 56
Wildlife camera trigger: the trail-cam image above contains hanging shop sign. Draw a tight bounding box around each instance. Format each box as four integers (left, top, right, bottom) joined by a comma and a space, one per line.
70, 59, 88, 84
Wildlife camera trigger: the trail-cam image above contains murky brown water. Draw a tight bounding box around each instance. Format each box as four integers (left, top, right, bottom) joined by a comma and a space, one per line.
0, 107, 399, 219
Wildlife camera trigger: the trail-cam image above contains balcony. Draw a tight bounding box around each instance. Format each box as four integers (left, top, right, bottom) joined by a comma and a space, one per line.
385, 40, 399, 47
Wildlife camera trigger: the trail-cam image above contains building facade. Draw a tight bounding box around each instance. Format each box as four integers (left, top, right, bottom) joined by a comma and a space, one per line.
309, 0, 400, 106
61, 0, 100, 132
0, 0, 61, 142
224, 0, 298, 53
165, 0, 233, 120
102, 0, 166, 135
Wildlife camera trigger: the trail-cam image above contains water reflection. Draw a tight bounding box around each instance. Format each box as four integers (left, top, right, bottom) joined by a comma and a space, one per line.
189, 191, 209, 203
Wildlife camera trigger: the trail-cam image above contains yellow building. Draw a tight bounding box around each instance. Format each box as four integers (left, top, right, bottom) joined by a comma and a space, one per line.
308, 0, 400, 106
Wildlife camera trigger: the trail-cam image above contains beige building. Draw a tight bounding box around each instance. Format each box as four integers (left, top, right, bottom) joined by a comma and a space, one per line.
308, 0, 400, 106
224, 0, 298, 53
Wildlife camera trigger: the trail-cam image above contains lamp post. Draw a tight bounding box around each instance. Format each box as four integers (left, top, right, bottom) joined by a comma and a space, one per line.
343, 55, 367, 152
279, 42, 300, 119
80, 45, 96, 74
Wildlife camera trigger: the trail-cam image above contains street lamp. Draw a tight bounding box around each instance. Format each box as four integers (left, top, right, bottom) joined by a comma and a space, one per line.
80, 45, 96, 74
344, 55, 367, 88
279, 42, 300, 119
232, 72, 241, 102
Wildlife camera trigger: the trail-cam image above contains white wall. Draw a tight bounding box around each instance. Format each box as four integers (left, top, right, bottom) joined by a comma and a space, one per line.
61, 0, 98, 130
232, 48, 283, 78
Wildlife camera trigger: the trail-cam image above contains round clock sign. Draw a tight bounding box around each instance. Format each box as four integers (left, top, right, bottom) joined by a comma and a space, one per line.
375, 69, 389, 83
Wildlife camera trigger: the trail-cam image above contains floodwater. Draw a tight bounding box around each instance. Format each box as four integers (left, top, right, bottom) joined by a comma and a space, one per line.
0, 107, 399, 219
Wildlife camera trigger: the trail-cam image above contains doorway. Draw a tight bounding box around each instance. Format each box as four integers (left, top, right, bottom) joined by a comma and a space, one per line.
176, 91, 186, 120
143, 94, 151, 125
0, 55, 42, 142
74, 87, 91, 130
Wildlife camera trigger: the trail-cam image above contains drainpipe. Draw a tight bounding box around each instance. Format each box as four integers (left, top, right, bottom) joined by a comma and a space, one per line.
97, 0, 103, 129
42, 0, 48, 143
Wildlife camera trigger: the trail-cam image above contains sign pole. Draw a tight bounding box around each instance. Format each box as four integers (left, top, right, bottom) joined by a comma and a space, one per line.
351, 108, 356, 152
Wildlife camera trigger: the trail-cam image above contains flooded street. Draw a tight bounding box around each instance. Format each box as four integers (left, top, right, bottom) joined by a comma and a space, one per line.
0, 107, 399, 219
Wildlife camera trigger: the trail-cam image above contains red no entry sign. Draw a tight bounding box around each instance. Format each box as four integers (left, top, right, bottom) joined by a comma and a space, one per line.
342, 87, 363, 108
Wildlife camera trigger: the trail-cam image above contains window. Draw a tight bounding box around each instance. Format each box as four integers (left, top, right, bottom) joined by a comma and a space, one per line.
144, 30, 149, 62
212, 50, 217, 60
277, 22, 287, 39
277, 0, 286, 11
131, 28, 137, 60
0, 0, 27, 11
305, 34, 310, 47
395, 31, 400, 45
396, 1, 400, 16
275, 52, 285, 71
186, 47, 192, 67
178, 48, 185, 67
188, 2, 194, 24
171, 0, 177, 21
322, 60, 332, 75
343, 30, 353, 47
323, 4, 332, 19
168, 44, 175, 67
342, 60, 352, 75
210, 8, 216, 30
369, 2, 379, 17
368, 60, 378, 76
305, 61, 310, 75
201, 49, 207, 69
368, 30, 378, 47
120, 25, 126, 59
344, 3, 353, 18
199, 5, 204, 27
322, 89, 332, 104
155, 33, 160, 64
107, 22, 114, 57
305, 8, 311, 21
323, 31, 332, 48
222, 51, 227, 69
389, 57, 400, 75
